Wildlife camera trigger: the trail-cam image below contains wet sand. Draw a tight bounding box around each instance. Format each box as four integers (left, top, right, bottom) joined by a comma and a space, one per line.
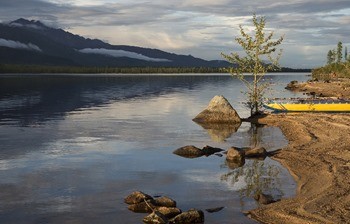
248, 80, 350, 223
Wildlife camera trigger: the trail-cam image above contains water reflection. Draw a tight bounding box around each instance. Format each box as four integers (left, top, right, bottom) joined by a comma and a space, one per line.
220, 123, 290, 206
225, 158, 245, 169
193, 112, 291, 204
179, 117, 293, 208
0, 75, 238, 159
193, 122, 241, 142
0, 75, 235, 126
0, 74, 304, 223
222, 159, 284, 198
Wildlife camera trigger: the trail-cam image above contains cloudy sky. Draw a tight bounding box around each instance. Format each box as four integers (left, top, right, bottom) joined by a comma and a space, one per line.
1, 0, 350, 68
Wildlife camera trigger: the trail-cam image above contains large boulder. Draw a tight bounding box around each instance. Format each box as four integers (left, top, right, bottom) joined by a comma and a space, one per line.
193, 95, 241, 124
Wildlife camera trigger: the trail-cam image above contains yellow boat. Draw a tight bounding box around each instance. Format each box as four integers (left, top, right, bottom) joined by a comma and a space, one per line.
264, 98, 350, 112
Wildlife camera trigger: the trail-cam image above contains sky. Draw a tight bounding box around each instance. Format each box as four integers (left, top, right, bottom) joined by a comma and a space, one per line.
0, 0, 350, 68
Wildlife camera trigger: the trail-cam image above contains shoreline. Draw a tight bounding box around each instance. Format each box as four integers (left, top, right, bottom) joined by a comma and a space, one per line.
247, 80, 350, 223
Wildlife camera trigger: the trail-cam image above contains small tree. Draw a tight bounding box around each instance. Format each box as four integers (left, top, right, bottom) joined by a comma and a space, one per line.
222, 14, 283, 116
327, 49, 337, 64
337, 41, 343, 63
331, 49, 336, 63
345, 46, 348, 62
327, 50, 334, 65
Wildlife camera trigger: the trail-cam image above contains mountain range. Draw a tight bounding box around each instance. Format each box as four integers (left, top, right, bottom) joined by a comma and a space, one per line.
0, 18, 230, 68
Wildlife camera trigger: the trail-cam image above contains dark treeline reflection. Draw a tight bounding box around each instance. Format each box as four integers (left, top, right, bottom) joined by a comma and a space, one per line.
0, 74, 233, 126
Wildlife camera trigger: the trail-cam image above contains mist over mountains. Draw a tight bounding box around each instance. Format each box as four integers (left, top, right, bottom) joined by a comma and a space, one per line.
0, 18, 230, 68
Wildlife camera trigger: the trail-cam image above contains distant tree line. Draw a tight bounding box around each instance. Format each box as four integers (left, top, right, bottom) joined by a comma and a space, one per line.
326, 41, 350, 64
0, 65, 223, 74
312, 41, 350, 80
0, 64, 309, 74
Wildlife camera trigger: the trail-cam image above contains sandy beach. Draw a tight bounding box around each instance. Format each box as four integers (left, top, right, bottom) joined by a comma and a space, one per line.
248, 80, 350, 223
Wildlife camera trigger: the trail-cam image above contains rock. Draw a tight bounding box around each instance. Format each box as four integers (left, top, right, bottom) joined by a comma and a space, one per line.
157, 207, 182, 218
205, 206, 224, 213
244, 147, 267, 158
266, 148, 282, 157
201, 145, 224, 156
226, 147, 245, 162
124, 191, 153, 205
143, 211, 168, 224
169, 209, 204, 224
128, 200, 155, 213
254, 193, 277, 205
308, 91, 316, 96
285, 80, 299, 90
154, 196, 177, 208
214, 153, 223, 157
193, 95, 241, 124
242, 210, 252, 218
173, 145, 204, 158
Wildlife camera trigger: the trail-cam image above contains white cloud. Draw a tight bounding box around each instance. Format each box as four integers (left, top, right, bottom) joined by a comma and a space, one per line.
0, 38, 42, 52
1, 0, 350, 68
8, 22, 44, 30
78, 48, 171, 62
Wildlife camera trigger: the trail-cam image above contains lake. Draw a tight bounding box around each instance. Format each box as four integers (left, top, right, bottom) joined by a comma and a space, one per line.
0, 73, 309, 223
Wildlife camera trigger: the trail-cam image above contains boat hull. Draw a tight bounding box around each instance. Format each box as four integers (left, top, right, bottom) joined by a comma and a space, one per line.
264, 98, 350, 112
265, 103, 350, 112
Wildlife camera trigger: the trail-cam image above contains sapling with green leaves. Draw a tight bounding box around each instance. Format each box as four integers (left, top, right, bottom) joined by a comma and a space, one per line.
222, 14, 284, 116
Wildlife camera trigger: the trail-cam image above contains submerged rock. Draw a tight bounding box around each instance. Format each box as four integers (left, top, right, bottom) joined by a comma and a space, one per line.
201, 145, 224, 156
244, 147, 267, 158
173, 145, 225, 158
193, 95, 241, 124
205, 206, 225, 213
169, 209, 204, 224
254, 193, 277, 205
215, 153, 223, 157
173, 145, 204, 158
124, 191, 153, 205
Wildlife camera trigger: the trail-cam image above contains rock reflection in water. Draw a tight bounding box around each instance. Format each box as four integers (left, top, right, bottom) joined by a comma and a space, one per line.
225, 158, 245, 169
193, 122, 241, 142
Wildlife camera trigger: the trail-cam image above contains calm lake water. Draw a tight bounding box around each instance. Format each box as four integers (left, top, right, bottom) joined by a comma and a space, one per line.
0, 73, 309, 224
